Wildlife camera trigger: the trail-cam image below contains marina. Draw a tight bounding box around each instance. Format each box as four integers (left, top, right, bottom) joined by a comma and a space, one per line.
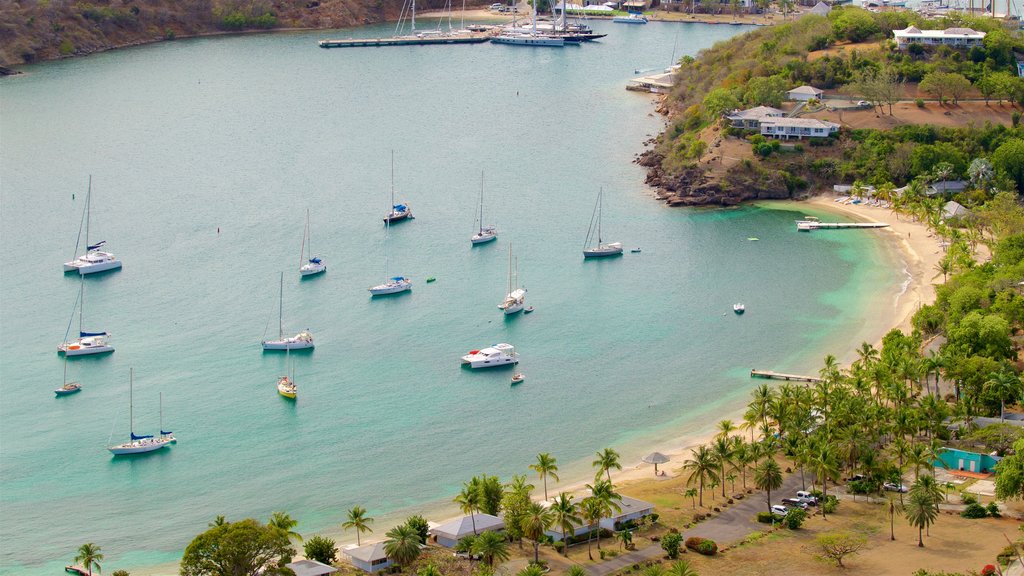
318, 34, 491, 48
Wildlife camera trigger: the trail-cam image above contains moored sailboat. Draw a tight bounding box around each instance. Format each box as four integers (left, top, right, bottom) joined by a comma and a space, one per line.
383, 151, 414, 223
58, 279, 114, 356
262, 272, 315, 350
55, 355, 82, 396
583, 188, 623, 258
108, 369, 171, 455
471, 172, 497, 245
299, 209, 326, 277
498, 245, 527, 314
63, 176, 122, 275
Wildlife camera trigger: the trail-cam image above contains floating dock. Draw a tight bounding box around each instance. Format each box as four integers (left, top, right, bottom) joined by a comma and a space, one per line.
797, 220, 889, 231
318, 35, 491, 48
750, 369, 822, 383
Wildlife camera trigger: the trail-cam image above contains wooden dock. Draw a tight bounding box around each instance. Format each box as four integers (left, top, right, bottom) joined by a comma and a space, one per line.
750, 369, 821, 383
318, 35, 491, 48
797, 221, 889, 231
65, 566, 90, 576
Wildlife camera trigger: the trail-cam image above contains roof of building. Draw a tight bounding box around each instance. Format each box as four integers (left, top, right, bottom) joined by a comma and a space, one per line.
926, 180, 968, 195
787, 85, 824, 95
943, 200, 972, 219
286, 559, 339, 576
893, 26, 986, 39
808, 2, 831, 15
616, 495, 657, 517
760, 118, 839, 129
726, 105, 785, 120
429, 513, 505, 539
344, 542, 389, 564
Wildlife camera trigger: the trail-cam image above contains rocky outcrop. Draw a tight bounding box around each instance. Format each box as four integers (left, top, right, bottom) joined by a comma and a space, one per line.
637, 148, 796, 207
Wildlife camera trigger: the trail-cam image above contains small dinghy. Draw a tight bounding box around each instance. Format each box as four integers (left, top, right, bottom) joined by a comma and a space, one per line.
426, 277, 436, 283
631, 248, 642, 253
511, 372, 525, 385
733, 303, 745, 315
524, 306, 535, 314
55, 382, 82, 396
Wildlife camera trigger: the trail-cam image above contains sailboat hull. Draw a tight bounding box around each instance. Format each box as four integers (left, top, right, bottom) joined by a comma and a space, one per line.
369, 282, 412, 296
471, 233, 498, 245
583, 243, 624, 258
300, 263, 327, 276
262, 340, 315, 351
59, 339, 114, 356
108, 439, 171, 455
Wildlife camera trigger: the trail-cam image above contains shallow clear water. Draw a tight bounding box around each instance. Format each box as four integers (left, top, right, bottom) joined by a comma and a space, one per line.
0, 19, 898, 575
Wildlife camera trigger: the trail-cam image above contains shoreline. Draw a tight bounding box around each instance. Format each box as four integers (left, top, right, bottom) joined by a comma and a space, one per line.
125, 194, 944, 576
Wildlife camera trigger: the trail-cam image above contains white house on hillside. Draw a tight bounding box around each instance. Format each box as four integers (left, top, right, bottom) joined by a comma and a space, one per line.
787, 85, 824, 101
344, 542, 392, 574
892, 26, 986, 49
725, 105, 785, 129
429, 513, 505, 548
760, 118, 839, 139
542, 494, 656, 541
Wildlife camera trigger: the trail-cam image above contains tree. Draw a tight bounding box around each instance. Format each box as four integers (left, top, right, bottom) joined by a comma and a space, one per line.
209, 516, 227, 528
593, 448, 622, 483
455, 481, 481, 535
816, 531, 867, 567
995, 437, 1024, 499
548, 493, 580, 556
520, 502, 553, 564
471, 530, 509, 566
383, 523, 422, 567
702, 88, 741, 119
268, 512, 302, 543
74, 543, 104, 576
754, 458, 783, 512
303, 535, 338, 565
660, 532, 683, 559
180, 519, 295, 576
579, 496, 603, 560
112, 571, 131, 576
517, 565, 545, 576
830, 8, 880, 42
585, 479, 622, 552
418, 564, 442, 576
342, 506, 373, 546
920, 72, 970, 104
743, 75, 788, 107
904, 488, 939, 547
682, 445, 720, 507
712, 436, 735, 498
684, 488, 698, 509
850, 67, 904, 115
886, 494, 902, 541
993, 139, 1024, 194
667, 560, 699, 576
530, 453, 560, 500
566, 566, 587, 576
406, 515, 430, 544
502, 475, 533, 546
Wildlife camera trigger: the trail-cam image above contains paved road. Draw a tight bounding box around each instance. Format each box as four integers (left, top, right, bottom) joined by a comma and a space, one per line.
584, 473, 803, 576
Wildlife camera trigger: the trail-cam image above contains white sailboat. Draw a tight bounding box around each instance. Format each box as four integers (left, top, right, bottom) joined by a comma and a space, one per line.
383, 151, 413, 223
492, 0, 565, 46
63, 176, 122, 275
299, 209, 326, 277
471, 172, 497, 245
498, 245, 527, 314
108, 368, 171, 455
58, 279, 114, 356
262, 272, 315, 350
583, 188, 623, 259
369, 184, 412, 296
277, 348, 297, 399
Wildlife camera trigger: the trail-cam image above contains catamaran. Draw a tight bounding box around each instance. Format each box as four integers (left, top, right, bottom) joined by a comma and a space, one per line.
471, 172, 497, 245
262, 272, 315, 350
583, 188, 623, 258
63, 176, 122, 275
383, 151, 413, 223
299, 209, 326, 277
108, 368, 172, 455
461, 343, 519, 368
498, 245, 527, 315
58, 279, 114, 356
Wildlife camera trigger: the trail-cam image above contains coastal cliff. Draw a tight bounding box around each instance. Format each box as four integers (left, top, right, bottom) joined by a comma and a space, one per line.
0, 0, 479, 67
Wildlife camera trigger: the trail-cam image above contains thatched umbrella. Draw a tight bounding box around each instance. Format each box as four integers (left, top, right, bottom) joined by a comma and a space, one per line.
641, 452, 670, 475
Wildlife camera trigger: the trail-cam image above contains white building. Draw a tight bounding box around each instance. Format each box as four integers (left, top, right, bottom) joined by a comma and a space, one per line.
786, 85, 824, 101
892, 26, 986, 50
343, 542, 392, 574
542, 494, 656, 541
725, 105, 786, 129
760, 118, 839, 139
429, 513, 505, 548
286, 559, 339, 576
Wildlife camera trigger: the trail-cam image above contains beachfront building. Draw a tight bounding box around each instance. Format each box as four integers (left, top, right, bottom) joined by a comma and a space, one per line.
892, 26, 986, 50
429, 513, 505, 548
943, 200, 973, 220
286, 559, 339, 576
725, 106, 785, 130
933, 447, 1002, 475
927, 180, 968, 196
786, 85, 824, 101
760, 118, 839, 139
343, 542, 392, 573
543, 494, 657, 541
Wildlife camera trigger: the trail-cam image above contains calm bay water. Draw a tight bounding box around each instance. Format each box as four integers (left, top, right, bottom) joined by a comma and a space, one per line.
0, 19, 899, 575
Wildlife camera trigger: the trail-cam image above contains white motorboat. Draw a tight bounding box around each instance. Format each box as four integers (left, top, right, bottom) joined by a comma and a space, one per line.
299, 209, 326, 277
583, 188, 623, 259
262, 272, 315, 350
63, 177, 123, 275
471, 172, 498, 244
383, 151, 414, 223
733, 303, 745, 314
498, 245, 527, 315
58, 279, 114, 356
613, 13, 647, 23
461, 343, 519, 368
108, 369, 172, 456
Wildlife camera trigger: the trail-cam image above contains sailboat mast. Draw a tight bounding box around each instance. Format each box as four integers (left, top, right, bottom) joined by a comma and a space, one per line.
278, 272, 284, 339
129, 368, 134, 439
412, 0, 417, 35
79, 280, 84, 335
479, 172, 485, 234
597, 188, 603, 244
300, 210, 308, 268
508, 244, 513, 294
159, 392, 163, 436
85, 176, 91, 251
532, 0, 537, 35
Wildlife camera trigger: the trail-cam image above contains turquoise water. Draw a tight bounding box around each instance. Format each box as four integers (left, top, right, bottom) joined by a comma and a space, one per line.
0, 20, 899, 575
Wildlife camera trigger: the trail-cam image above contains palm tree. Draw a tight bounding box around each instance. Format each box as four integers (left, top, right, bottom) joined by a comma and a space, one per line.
269, 511, 302, 542
566, 566, 587, 576
592, 447, 622, 483
521, 502, 553, 563
716, 419, 736, 439
681, 445, 719, 507
342, 506, 374, 546
530, 453, 560, 500
904, 489, 939, 547
74, 543, 103, 576
208, 515, 227, 527
906, 443, 931, 481
887, 493, 903, 541
754, 458, 783, 513
711, 436, 734, 498
586, 479, 623, 548
472, 530, 510, 566
517, 565, 546, 576
418, 564, 442, 576
684, 488, 698, 509
384, 523, 422, 567
733, 441, 753, 490
809, 440, 839, 518
579, 496, 604, 560
667, 560, 700, 576
455, 480, 481, 535
549, 492, 580, 556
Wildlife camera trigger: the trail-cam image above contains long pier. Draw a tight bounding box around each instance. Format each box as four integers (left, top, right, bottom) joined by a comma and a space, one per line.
797, 221, 889, 231
750, 369, 822, 383
319, 35, 491, 48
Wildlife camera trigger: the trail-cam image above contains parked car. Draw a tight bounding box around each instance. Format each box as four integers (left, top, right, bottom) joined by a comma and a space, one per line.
883, 482, 908, 493
781, 498, 809, 510
856, 100, 871, 106
795, 490, 818, 505
847, 474, 866, 482
770, 504, 790, 516
490, 2, 503, 8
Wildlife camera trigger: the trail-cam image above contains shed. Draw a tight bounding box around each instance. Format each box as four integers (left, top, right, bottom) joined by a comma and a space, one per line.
786, 85, 824, 101
343, 542, 392, 574
933, 447, 1002, 474
286, 559, 339, 576
429, 513, 505, 548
